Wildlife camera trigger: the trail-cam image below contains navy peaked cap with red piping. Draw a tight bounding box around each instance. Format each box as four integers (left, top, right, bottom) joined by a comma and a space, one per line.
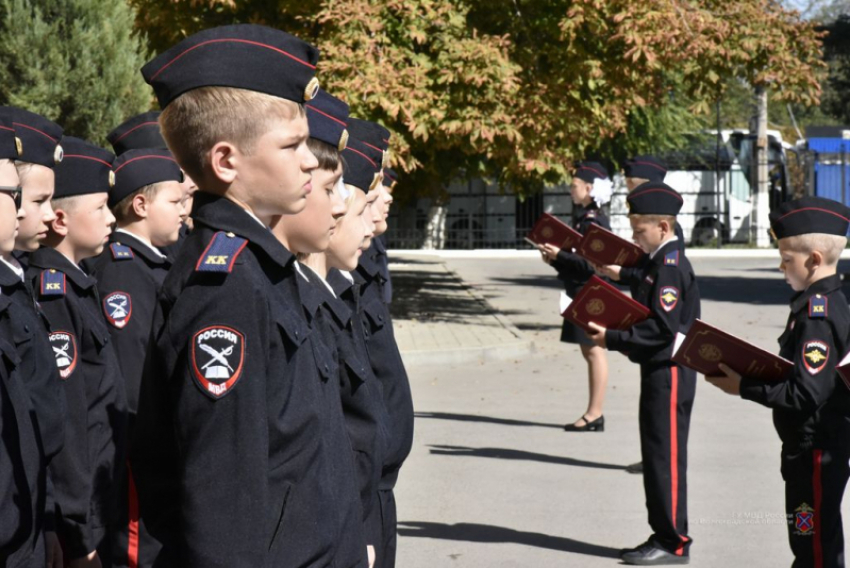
624, 155, 667, 182
573, 161, 608, 184
770, 196, 850, 239
0, 108, 20, 161
347, 118, 390, 153
306, 89, 349, 151
110, 148, 184, 208
627, 181, 683, 216
107, 112, 166, 155
54, 137, 115, 199
342, 136, 382, 193
4, 107, 63, 168
142, 24, 320, 109
383, 168, 398, 188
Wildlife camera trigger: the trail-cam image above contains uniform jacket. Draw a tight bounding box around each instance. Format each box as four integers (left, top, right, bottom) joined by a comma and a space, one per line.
550, 204, 610, 297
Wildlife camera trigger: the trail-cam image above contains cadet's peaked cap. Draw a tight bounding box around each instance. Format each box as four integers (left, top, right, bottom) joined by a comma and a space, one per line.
627, 182, 683, 216
54, 137, 115, 199
142, 24, 321, 109
342, 137, 383, 193
5, 107, 63, 168
383, 168, 398, 188
0, 109, 22, 161
348, 118, 391, 167
107, 112, 166, 155
624, 156, 667, 182
110, 148, 184, 208
306, 90, 350, 151
574, 161, 608, 184
770, 196, 850, 239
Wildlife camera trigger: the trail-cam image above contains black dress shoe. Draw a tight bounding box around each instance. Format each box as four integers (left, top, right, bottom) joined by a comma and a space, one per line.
621, 541, 689, 565
625, 460, 643, 474
563, 415, 604, 432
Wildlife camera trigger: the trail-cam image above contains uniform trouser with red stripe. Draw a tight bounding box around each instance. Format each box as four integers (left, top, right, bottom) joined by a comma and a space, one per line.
639, 363, 696, 556
781, 445, 850, 568
99, 463, 160, 568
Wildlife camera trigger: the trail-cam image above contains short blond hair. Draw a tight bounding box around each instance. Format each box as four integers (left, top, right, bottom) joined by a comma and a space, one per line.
159, 86, 305, 184
112, 182, 160, 224
780, 233, 846, 265
630, 213, 677, 230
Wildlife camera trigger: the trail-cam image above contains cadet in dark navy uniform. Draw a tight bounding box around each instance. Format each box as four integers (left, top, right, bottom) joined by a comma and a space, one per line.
85, 148, 185, 568
707, 196, 850, 568
349, 118, 414, 568
587, 182, 699, 565
130, 25, 367, 568
540, 161, 613, 432
26, 137, 127, 567
0, 119, 51, 568
107, 112, 197, 259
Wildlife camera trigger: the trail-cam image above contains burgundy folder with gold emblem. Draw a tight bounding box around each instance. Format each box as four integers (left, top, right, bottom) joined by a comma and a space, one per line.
576, 223, 645, 268
561, 275, 651, 332
525, 213, 583, 250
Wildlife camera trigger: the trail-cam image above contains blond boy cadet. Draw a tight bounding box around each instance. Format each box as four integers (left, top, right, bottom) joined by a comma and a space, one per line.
131, 25, 368, 568
0, 110, 54, 568
587, 182, 699, 565
707, 196, 850, 568
26, 136, 127, 568
85, 148, 185, 568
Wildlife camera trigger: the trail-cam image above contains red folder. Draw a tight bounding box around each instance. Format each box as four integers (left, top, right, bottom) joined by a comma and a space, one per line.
525, 213, 583, 250
672, 319, 792, 381
577, 224, 646, 268
561, 275, 651, 331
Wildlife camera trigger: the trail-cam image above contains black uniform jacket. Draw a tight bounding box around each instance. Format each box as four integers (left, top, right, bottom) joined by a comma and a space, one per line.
550, 205, 610, 297
741, 274, 850, 450
354, 245, 414, 489
131, 193, 366, 568
26, 248, 127, 560
605, 239, 701, 365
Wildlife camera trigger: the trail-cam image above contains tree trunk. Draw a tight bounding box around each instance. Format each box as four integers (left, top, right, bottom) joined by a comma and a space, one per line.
422, 204, 447, 250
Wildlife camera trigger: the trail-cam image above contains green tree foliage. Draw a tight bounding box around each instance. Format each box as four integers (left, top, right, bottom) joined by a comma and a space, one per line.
0, 0, 151, 146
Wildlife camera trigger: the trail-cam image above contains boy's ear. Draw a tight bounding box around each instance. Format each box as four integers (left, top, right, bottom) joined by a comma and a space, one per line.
209, 141, 238, 184
131, 193, 149, 219
50, 208, 71, 237
810, 249, 824, 268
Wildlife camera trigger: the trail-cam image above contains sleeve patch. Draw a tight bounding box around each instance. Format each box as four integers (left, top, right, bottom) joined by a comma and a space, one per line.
110, 243, 135, 260
103, 292, 132, 329
659, 286, 679, 312
664, 251, 680, 266
40, 269, 66, 296
802, 340, 829, 375
48, 331, 77, 379
809, 295, 828, 318
191, 326, 245, 399
195, 231, 248, 273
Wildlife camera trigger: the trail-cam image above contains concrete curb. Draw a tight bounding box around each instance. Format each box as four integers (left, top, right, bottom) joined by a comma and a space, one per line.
392, 257, 536, 367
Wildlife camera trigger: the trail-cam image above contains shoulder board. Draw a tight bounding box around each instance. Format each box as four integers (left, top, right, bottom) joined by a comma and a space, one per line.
195, 231, 248, 273
110, 242, 135, 261
664, 250, 680, 266
809, 294, 828, 319
39, 269, 66, 297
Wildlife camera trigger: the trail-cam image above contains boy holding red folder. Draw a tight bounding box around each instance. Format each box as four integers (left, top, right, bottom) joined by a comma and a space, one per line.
587, 182, 700, 565
707, 196, 850, 568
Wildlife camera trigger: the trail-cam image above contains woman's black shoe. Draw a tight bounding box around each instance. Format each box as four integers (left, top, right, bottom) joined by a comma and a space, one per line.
563, 415, 604, 432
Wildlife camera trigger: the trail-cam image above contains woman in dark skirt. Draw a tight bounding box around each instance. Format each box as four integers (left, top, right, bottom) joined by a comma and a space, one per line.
539, 162, 613, 432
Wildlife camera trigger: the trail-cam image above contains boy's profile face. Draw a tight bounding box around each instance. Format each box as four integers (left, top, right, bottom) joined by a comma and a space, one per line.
778, 240, 814, 292
0, 160, 22, 255
17, 164, 56, 252
147, 181, 186, 247
629, 216, 667, 253
364, 189, 381, 241
237, 111, 318, 217
569, 178, 591, 205
62, 192, 115, 259
326, 188, 374, 272
274, 163, 344, 254
179, 172, 198, 230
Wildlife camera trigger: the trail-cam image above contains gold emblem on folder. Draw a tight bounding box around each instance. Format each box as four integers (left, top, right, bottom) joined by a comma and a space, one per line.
586, 299, 606, 316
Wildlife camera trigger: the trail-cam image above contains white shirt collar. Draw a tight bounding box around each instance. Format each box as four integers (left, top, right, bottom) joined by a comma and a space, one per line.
244, 209, 266, 228
339, 270, 355, 284
0, 255, 24, 281
293, 261, 311, 283
298, 262, 337, 298
58, 251, 88, 276
649, 236, 678, 260
114, 228, 167, 259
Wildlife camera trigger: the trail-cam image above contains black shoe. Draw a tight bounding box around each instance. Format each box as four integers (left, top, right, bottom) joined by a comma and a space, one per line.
621, 542, 689, 565
619, 539, 652, 556
563, 415, 604, 432
625, 461, 643, 474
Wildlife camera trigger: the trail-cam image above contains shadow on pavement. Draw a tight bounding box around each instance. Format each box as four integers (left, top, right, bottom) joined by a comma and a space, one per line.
397, 521, 621, 558
390, 270, 495, 324
415, 411, 562, 429
428, 445, 628, 471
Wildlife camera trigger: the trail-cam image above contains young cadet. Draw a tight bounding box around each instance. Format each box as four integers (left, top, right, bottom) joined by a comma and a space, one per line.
586, 182, 699, 565
706, 196, 850, 568
131, 25, 367, 568
348, 118, 414, 568
539, 161, 612, 432
377, 168, 398, 303
0, 114, 52, 568
107, 113, 197, 257
85, 148, 185, 568
26, 137, 127, 567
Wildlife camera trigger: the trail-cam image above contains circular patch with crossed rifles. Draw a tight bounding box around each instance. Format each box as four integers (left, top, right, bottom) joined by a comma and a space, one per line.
590, 239, 605, 252
698, 343, 722, 363
586, 299, 606, 316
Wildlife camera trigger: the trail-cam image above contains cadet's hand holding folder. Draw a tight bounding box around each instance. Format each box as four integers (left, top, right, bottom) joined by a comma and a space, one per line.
672, 319, 793, 381
561, 275, 651, 332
